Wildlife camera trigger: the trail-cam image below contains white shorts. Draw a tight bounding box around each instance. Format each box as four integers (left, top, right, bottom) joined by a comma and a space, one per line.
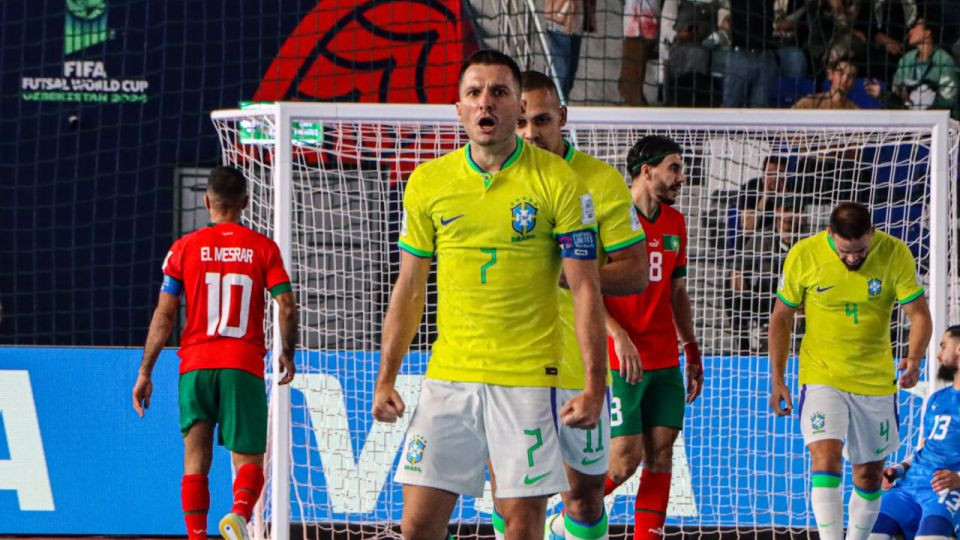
798, 384, 900, 464
555, 388, 610, 476
394, 379, 569, 498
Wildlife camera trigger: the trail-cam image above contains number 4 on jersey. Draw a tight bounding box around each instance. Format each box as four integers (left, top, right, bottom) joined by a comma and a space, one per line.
205, 272, 253, 337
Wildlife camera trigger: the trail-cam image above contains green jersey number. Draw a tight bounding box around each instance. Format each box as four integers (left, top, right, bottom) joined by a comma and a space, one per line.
524, 428, 543, 467
845, 303, 859, 324
480, 248, 497, 284
583, 419, 605, 453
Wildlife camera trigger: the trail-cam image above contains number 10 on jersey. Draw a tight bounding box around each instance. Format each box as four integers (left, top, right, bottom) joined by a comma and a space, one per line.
205, 272, 253, 337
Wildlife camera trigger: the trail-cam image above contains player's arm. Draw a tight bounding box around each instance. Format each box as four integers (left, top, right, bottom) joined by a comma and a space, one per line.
561, 256, 607, 429
606, 308, 642, 384
882, 442, 918, 490
898, 295, 931, 389
372, 251, 431, 423
600, 241, 648, 296
274, 290, 298, 385
672, 277, 703, 402
768, 298, 799, 416
133, 290, 181, 417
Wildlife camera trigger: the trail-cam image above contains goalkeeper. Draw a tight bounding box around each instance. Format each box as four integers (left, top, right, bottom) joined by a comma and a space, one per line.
769, 202, 932, 540
871, 325, 960, 540
372, 50, 608, 540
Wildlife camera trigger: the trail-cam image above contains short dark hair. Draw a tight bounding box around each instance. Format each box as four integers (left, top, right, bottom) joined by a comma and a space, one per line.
915, 4, 942, 40
207, 166, 248, 208
946, 325, 960, 339
458, 49, 522, 91
763, 154, 789, 170
626, 135, 683, 177
520, 70, 559, 95
829, 202, 872, 239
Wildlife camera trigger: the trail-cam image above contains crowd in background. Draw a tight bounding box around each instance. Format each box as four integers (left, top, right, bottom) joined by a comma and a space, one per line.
541, 0, 959, 116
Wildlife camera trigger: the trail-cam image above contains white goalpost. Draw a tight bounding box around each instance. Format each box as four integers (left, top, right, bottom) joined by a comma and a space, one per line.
211, 103, 959, 540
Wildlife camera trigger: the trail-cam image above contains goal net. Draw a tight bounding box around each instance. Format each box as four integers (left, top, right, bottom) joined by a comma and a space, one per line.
211, 103, 960, 540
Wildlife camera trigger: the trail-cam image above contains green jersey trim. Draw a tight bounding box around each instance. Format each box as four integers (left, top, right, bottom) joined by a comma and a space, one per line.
827, 233, 837, 255
776, 291, 801, 308
899, 288, 925, 305
604, 233, 646, 253
465, 136, 524, 175
562, 140, 575, 162
672, 266, 687, 278
637, 205, 661, 223
269, 282, 292, 297
397, 241, 433, 258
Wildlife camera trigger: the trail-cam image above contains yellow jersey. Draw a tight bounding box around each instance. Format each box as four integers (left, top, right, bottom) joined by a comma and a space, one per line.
556, 143, 646, 389
776, 230, 924, 395
398, 136, 597, 387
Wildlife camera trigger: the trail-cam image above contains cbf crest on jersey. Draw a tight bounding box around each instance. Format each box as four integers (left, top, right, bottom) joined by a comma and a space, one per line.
406, 435, 426, 466
510, 198, 538, 241
811, 412, 826, 434
868, 278, 882, 297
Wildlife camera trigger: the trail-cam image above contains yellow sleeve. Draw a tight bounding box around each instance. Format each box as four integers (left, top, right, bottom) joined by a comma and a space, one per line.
894, 241, 924, 304
551, 163, 597, 234
597, 174, 645, 253
776, 244, 806, 307
397, 168, 434, 258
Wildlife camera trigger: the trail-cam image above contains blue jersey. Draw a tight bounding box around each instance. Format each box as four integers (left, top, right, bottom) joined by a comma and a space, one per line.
903, 386, 960, 487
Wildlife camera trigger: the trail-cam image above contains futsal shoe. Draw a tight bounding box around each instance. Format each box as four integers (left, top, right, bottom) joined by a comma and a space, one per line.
218, 512, 250, 540
545, 512, 565, 540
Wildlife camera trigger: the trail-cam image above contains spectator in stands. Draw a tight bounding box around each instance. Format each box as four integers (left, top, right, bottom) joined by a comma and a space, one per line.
735, 154, 790, 234
771, 0, 808, 77
805, 0, 853, 76
703, 6, 732, 73
724, 0, 778, 107
544, 0, 597, 101
620, 0, 661, 105
849, 0, 916, 83
792, 58, 859, 108
865, 12, 959, 118
665, 0, 717, 106
728, 197, 807, 352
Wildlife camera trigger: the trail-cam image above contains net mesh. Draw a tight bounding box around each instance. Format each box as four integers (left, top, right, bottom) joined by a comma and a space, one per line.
211, 106, 960, 539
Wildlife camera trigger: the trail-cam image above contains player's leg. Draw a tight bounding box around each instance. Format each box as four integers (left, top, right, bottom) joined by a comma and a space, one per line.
486, 385, 569, 540
543, 387, 610, 540
216, 369, 269, 540
394, 379, 488, 539
846, 392, 901, 540
605, 369, 651, 491
913, 486, 960, 540
179, 370, 218, 540
631, 368, 686, 540
870, 485, 922, 540
800, 385, 851, 540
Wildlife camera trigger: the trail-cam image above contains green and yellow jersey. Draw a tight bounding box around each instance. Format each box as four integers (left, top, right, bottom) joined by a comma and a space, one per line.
776, 230, 924, 395
398, 136, 597, 387
556, 142, 646, 390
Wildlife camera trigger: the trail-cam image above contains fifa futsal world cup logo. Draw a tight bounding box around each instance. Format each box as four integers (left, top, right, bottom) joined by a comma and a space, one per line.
64, 0, 111, 55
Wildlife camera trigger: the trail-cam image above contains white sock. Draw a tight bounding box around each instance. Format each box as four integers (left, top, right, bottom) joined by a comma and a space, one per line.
563, 509, 609, 540
549, 512, 565, 538
914, 536, 951, 540
868, 535, 893, 540
811, 473, 844, 540
846, 487, 883, 540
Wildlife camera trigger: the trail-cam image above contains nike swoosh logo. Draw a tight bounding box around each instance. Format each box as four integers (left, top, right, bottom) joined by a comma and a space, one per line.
440, 214, 464, 226
855, 525, 870, 531
581, 456, 604, 466
817, 522, 835, 528
816, 285, 835, 293
523, 472, 551, 485
875, 446, 890, 454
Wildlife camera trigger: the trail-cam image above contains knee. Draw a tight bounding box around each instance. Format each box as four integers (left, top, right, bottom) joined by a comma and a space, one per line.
609, 453, 642, 484
401, 515, 447, 540
565, 494, 605, 523
644, 445, 674, 473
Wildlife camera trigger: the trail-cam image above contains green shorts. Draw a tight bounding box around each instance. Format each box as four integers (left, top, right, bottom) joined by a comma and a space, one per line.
178, 369, 267, 454
610, 366, 685, 438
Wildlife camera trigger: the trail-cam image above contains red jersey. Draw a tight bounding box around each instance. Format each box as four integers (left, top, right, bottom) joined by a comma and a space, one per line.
162, 222, 291, 378
604, 202, 687, 371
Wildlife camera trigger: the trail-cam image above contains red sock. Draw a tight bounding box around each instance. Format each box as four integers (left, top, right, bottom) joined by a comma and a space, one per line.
231, 463, 265, 522
604, 475, 622, 496
633, 470, 672, 540
182, 474, 209, 540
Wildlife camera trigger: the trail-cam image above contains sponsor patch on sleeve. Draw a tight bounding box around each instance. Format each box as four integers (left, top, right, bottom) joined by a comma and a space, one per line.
580, 193, 596, 225
557, 229, 598, 260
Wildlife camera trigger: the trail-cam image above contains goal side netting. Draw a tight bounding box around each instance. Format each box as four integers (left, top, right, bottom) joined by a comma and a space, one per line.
211, 103, 959, 540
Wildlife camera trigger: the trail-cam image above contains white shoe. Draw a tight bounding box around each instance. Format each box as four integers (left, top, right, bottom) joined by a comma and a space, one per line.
218, 512, 250, 540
